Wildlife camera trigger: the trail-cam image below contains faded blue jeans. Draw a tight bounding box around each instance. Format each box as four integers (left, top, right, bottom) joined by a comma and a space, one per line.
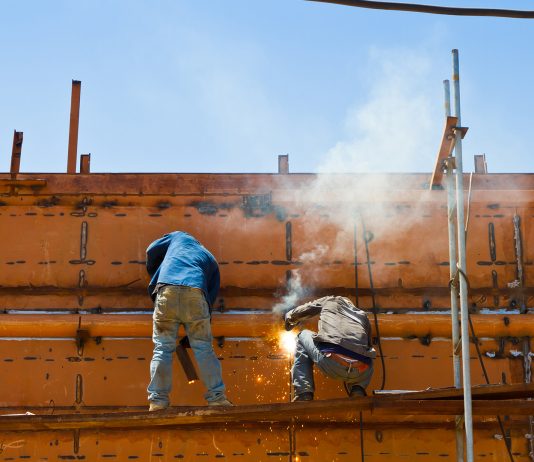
292, 329, 373, 396
148, 285, 226, 405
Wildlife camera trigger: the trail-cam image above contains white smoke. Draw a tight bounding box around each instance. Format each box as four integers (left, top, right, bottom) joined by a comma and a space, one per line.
273, 48, 443, 312
293, 48, 442, 243
320, 48, 441, 174
272, 245, 329, 314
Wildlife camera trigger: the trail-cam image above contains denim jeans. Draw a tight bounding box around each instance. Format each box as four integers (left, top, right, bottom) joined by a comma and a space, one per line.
292, 329, 374, 396
147, 285, 226, 405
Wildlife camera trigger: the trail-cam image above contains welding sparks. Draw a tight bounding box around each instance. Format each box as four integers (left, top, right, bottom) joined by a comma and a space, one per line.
279, 330, 297, 355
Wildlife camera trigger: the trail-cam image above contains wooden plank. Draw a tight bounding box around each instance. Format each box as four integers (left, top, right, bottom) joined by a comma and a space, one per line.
1, 397, 533, 431
0, 399, 373, 430
374, 399, 534, 416
375, 383, 534, 401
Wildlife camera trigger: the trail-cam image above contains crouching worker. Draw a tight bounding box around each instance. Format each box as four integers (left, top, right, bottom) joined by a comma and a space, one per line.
284, 296, 375, 401
146, 231, 232, 410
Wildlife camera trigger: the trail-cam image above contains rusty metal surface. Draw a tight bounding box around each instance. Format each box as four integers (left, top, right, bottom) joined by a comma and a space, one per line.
0, 427, 531, 461
0, 173, 533, 312
67, 81, 81, 174
9, 131, 23, 180
0, 338, 523, 408
1, 172, 533, 459
0, 313, 530, 339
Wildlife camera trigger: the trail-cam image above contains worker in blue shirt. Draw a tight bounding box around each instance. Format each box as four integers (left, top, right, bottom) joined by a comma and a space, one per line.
146, 231, 232, 410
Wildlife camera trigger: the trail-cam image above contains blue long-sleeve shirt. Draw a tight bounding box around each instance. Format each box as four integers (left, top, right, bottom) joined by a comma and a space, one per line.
146, 231, 220, 307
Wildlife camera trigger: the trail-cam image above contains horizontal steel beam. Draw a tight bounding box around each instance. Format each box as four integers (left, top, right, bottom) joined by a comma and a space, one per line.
0, 313, 529, 338
1, 172, 534, 196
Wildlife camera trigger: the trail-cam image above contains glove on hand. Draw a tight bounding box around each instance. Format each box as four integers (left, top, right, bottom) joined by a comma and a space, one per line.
284, 313, 297, 331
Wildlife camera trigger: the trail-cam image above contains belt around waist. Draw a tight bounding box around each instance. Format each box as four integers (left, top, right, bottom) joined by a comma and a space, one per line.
162, 285, 204, 294
325, 352, 370, 373
179, 286, 203, 294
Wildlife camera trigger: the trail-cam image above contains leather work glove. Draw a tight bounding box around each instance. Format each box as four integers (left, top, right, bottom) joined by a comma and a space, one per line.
284, 313, 297, 331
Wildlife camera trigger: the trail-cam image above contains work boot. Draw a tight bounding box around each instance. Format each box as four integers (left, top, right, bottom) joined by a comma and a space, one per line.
292, 392, 314, 402
348, 385, 367, 398
208, 397, 234, 407
149, 402, 168, 412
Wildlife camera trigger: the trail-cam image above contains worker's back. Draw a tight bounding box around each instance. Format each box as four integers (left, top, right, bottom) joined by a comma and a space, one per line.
146, 231, 220, 306
315, 296, 375, 359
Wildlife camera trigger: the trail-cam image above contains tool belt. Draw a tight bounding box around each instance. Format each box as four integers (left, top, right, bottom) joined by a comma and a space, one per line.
325, 352, 370, 373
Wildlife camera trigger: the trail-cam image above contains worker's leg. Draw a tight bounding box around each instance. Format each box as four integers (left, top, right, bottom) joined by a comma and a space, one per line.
147, 286, 180, 407
292, 329, 324, 396
317, 358, 374, 395
344, 364, 374, 394
182, 289, 227, 403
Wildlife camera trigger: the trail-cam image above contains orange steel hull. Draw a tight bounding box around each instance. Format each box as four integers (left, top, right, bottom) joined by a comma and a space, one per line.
0, 172, 533, 460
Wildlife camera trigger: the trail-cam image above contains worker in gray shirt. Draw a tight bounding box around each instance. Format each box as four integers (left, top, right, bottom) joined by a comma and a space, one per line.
284, 296, 375, 401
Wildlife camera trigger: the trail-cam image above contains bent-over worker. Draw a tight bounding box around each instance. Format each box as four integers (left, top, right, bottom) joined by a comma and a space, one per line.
284, 296, 375, 401
146, 231, 232, 410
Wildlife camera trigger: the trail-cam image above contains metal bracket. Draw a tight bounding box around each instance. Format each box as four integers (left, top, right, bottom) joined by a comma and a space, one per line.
76, 329, 90, 356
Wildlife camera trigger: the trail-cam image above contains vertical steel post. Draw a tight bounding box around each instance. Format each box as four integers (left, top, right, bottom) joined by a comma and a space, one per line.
444, 79, 464, 462
80, 154, 91, 174
278, 154, 289, 174
68, 80, 81, 174
452, 48, 474, 462
10, 130, 23, 179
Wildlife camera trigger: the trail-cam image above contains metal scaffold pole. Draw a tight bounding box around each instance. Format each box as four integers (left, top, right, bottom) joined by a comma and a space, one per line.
443, 78, 464, 462
452, 48, 474, 462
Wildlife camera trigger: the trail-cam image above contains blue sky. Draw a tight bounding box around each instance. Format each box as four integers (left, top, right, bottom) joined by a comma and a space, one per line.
0, 0, 532, 173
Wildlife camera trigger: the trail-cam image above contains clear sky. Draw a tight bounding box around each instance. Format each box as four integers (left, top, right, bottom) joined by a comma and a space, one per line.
0, 0, 532, 174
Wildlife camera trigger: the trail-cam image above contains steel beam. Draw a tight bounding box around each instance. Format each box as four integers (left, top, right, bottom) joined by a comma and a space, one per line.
10, 130, 23, 179
0, 313, 530, 338
67, 80, 81, 174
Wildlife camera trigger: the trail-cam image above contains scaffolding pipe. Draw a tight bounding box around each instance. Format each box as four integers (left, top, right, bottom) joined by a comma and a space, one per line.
452, 48, 474, 462
444, 78, 464, 462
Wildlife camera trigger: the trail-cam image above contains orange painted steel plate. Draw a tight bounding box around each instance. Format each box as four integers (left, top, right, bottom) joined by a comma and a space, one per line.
0, 313, 531, 338
0, 426, 530, 461
0, 338, 520, 407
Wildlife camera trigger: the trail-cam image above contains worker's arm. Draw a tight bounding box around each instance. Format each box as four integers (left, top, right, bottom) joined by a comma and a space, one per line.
146, 234, 171, 277
207, 262, 220, 309
284, 296, 332, 329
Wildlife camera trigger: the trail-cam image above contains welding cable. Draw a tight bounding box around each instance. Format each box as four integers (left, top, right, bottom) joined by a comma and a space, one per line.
353, 220, 360, 307
464, 172, 474, 236
360, 214, 386, 391
452, 269, 515, 462
359, 410, 365, 462
306, 0, 534, 19
353, 220, 366, 461
343, 381, 366, 462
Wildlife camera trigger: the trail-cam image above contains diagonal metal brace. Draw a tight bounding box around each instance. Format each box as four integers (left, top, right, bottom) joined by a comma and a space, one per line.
176, 336, 199, 382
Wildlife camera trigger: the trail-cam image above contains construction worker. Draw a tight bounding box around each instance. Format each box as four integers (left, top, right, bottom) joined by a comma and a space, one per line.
146, 231, 232, 410
284, 296, 375, 401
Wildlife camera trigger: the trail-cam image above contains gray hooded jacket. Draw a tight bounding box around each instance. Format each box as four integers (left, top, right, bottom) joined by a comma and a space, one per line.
285, 296, 376, 359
